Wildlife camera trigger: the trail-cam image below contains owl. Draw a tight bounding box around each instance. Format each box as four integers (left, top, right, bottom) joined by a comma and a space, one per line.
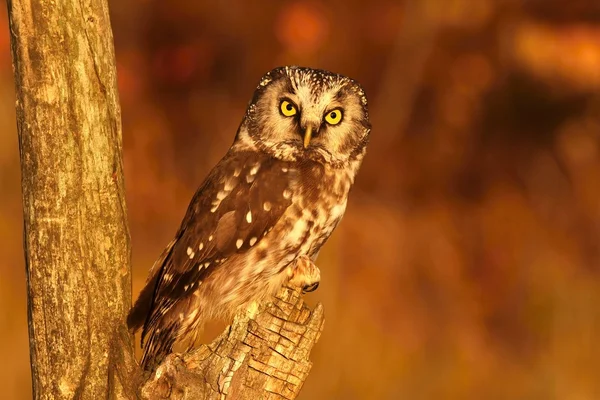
127, 66, 371, 370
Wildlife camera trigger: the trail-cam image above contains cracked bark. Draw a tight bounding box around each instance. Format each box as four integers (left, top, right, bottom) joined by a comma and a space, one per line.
8, 0, 323, 399
140, 286, 324, 400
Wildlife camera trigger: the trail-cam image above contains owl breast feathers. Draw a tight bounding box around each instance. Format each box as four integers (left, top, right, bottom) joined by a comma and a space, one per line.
128, 66, 371, 370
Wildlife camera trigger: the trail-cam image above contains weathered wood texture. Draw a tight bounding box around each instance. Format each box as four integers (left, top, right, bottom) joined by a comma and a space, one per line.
141, 286, 324, 400
7, 0, 132, 398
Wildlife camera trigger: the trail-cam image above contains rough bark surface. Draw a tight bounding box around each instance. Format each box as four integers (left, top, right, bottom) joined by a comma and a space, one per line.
7, 0, 132, 398
141, 286, 324, 400
8, 0, 323, 399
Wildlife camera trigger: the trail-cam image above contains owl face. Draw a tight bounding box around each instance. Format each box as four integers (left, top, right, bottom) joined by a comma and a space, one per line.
238, 66, 371, 168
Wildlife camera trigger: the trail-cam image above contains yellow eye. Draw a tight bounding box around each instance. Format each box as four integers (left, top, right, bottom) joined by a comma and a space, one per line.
324, 109, 343, 125
280, 100, 297, 117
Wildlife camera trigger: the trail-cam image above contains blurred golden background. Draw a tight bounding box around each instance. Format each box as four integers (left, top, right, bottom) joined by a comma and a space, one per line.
2, 0, 600, 399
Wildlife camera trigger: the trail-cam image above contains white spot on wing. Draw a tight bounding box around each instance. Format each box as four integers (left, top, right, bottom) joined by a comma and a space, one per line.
283, 189, 292, 199
282, 167, 288, 173
250, 165, 260, 175
198, 242, 204, 251
249, 237, 257, 246
187, 247, 194, 258
263, 201, 272, 211
212, 180, 235, 212
216, 190, 228, 201
246, 211, 252, 223
233, 167, 242, 177
236, 239, 243, 249
224, 178, 236, 191
208, 235, 213, 242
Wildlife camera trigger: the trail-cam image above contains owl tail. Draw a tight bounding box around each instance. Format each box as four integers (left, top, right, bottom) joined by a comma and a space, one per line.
127, 271, 160, 332
139, 326, 177, 371
127, 239, 177, 332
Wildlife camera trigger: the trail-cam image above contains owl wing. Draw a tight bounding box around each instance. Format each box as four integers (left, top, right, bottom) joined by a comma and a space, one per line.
127, 150, 294, 342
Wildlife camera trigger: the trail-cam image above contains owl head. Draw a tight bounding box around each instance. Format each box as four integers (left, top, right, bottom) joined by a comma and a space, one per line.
236, 66, 371, 169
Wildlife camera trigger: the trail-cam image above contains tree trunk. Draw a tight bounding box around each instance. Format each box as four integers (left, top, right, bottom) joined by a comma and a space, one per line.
7, 1, 322, 399
7, 0, 132, 398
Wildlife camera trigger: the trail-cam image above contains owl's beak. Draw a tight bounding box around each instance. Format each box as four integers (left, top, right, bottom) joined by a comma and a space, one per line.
303, 126, 313, 148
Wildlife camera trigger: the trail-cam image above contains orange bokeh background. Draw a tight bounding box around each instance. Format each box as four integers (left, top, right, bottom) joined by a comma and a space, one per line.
1, 1, 600, 399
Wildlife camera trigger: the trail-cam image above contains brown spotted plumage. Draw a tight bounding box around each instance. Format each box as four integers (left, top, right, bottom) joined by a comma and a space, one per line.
128, 66, 371, 370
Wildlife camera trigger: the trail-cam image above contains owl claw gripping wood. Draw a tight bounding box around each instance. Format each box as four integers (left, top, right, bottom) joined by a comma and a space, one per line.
287, 255, 321, 293
127, 66, 371, 370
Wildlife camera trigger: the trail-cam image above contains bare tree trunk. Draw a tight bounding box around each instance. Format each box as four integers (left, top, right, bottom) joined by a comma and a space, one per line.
7, 0, 132, 398
7, 0, 322, 399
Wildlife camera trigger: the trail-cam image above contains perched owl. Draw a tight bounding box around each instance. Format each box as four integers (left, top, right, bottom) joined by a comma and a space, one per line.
127, 66, 371, 370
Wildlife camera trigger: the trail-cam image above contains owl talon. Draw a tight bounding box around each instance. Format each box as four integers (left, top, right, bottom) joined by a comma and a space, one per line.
288, 255, 321, 293
303, 282, 319, 293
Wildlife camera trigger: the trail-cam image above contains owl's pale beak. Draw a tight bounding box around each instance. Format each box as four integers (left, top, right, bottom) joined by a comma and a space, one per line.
303, 126, 313, 148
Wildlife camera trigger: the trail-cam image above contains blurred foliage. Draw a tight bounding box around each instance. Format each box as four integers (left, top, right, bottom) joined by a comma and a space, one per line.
1, 0, 600, 399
